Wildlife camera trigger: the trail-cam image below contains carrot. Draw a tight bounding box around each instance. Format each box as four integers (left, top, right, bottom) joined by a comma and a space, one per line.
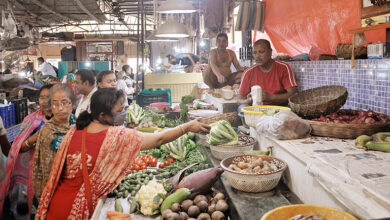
106, 211, 131, 220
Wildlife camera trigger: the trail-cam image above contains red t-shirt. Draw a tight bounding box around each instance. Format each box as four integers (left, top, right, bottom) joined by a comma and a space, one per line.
238, 61, 298, 104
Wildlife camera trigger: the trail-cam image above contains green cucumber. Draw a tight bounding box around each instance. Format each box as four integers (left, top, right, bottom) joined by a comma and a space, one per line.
115, 199, 123, 212
160, 188, 191, 213
366, 142, 390, 152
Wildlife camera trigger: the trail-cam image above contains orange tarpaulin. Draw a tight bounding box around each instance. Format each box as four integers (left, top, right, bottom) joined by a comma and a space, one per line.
263, 0, 385, 56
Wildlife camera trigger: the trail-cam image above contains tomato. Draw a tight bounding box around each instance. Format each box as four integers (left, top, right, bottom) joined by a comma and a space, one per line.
149, 157, 157, 167
141, 164, 147, 170
135, 159, 145, 167
158, 164, 165, 169
133, 164, 141, 171
164, 160, 171, 166
167, 157, 175, 163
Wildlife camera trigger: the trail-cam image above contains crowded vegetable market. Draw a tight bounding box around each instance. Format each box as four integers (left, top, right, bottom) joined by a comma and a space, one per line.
0, 0, 390, 219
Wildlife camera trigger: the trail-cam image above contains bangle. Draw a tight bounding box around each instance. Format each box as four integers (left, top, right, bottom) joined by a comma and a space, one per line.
24, 139, 31, 148
179, 125, 185, 135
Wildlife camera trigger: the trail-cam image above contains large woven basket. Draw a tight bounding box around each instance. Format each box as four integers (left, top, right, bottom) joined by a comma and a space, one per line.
308, 119, 390, 139
261, 204, 358, 220
241, 106, 291, 128
288, 85, 348, 119
199, 112, 237, 125
210, 136, 256, 160
221, 155, 287, 193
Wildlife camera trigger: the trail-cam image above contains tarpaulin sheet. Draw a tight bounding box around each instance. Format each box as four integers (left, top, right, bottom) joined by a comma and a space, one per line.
263, 0, 385, 56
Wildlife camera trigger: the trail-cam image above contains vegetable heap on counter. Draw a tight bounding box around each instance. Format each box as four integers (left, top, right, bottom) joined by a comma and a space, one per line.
356, 132, 390, 152
126, 103, 145, 124
313, 109, 389, 124
207, 120, 238, 145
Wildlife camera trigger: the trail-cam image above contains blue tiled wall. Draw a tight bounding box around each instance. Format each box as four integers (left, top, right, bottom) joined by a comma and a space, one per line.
288, 60, 390, 115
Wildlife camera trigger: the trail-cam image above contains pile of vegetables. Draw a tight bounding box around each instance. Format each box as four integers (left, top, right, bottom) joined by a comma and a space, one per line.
207, 120, 238, 146
142, 110, 179, 128
161, 192, 229, 220
313, 110, 389, 124
356, 132, 390, 152
161, 132, 196, 161
107, 134, 211, 207
180, 95, 196, 120
126, 103, 145, 124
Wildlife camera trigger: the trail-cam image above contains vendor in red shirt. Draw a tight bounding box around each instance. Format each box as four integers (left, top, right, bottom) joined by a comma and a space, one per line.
238, 39, 298, 111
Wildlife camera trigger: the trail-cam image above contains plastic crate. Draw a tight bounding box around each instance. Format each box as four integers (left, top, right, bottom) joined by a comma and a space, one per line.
137, 89, 172, 107
0, 104, 15, 128
9, 98, 28, 124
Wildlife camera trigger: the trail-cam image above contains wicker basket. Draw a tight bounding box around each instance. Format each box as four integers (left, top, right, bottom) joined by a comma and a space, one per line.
261, 204, 358, 220
288, 85, 348, 119
199, 112, 237, 125
221, 155, 287, 193
308, 119, 390, 139
210, 136, 256, 160
241, 106, 291, 128
198, 133, 210, 148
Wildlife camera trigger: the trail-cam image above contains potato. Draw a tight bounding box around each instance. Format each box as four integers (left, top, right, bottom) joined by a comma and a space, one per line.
197, 200, 208, 212
188, 205, 200, 217
197, 213, 211, 220
213, 193, 225, 202
179, 212, 189, 220
211, 211, 225, 220
207, 203, 216, 215
181, 200, 194, 212
194, 195, 208, 205
162, 209, 173, 219
171, 203, 181, 212
215, 200, 228, 212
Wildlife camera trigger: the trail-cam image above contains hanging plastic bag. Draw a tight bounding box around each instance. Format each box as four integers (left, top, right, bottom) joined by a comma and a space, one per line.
256, 110, 311, 140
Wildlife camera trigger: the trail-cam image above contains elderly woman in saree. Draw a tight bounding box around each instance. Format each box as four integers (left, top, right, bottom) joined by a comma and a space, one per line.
0, 84, 53, 219
35, 88, 210, 219
33, 83, 76, 202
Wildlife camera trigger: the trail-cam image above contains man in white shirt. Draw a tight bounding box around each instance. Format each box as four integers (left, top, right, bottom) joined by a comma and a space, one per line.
0, 116, 11, 182
74, 69, 97, 118
37, 57, 57, 78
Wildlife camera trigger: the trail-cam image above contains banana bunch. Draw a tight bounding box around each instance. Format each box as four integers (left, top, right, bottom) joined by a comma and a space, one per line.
356, 132, 390, 152
207, 120, 238, 146
126, 103, 145, 124
162, 134, 188, 161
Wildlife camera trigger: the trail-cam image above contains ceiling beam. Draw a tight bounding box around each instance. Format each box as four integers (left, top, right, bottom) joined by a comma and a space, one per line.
29, 0, 71, 21
72, 0, 104, 23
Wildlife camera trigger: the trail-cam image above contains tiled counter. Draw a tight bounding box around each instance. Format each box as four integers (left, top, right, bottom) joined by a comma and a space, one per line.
251, 127, 390, 220
288, 59, 390, 115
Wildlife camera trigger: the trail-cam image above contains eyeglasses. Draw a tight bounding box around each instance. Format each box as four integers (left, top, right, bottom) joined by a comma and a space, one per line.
51, 101, 72, 109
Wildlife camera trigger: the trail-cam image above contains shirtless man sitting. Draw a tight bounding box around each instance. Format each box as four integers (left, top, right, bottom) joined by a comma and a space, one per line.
203, 33, 245, 90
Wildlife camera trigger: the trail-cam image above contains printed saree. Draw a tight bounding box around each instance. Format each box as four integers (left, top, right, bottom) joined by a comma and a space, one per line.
32, 118, 74, 200
0, 110, 44, 217
36, 126, 142, 219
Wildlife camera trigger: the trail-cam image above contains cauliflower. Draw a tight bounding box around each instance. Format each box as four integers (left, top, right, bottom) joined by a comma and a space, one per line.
135, 181, 166, 216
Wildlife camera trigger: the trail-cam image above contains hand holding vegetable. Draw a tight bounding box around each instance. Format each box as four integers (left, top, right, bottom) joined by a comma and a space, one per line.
182, 118, 211, 134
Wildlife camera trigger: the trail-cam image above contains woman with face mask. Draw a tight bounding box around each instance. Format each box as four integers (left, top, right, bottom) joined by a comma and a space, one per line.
0, 84, 53, 219
32, 84, 76, 202
35, 88, 210, 219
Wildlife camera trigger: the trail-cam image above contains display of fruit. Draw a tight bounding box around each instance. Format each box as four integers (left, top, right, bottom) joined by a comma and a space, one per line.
207, 120, 238, 146
356, 132, 390, 152
126, 103, 145, 124
312, 110, 389, 124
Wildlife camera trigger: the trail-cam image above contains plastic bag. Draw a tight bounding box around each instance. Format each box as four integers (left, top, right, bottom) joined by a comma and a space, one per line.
256, 110, 311, 140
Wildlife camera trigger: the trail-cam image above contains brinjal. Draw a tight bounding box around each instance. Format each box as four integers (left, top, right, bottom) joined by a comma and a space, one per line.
175, 167, 224, 197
